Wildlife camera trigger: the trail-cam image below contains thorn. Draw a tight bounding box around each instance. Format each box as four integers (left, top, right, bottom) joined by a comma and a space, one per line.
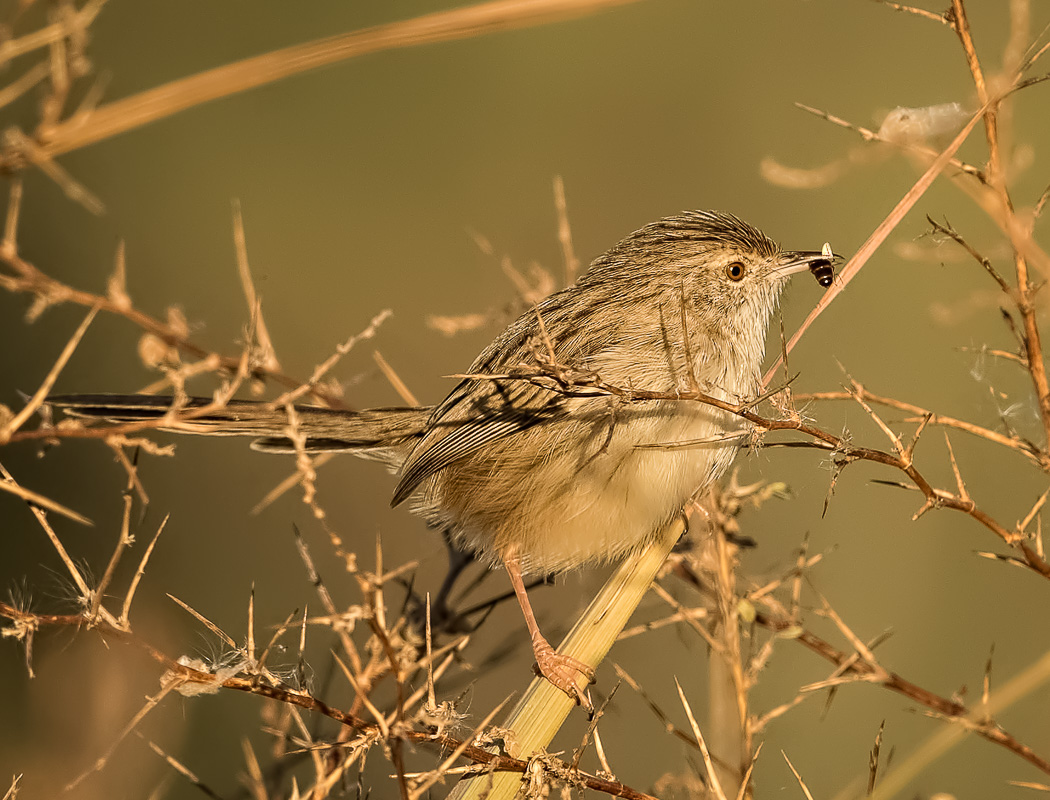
868, 720, 885, 796
943, 432, 973, 506
912, 498, 936, 520
1018, 486, 1050, 535
903, 412, 933, 463
849, 378, 904, 458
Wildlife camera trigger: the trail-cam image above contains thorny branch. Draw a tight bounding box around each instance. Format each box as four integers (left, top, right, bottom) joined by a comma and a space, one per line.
0, 601, 657, 800
3, 0, 1050, 796
456, 362, 1050, 578
759, 601, 1050, 776
0, 179, 353, 409
669, 534, 1050, 777
794, 380, 1050, 471
947, 0, 1050, 448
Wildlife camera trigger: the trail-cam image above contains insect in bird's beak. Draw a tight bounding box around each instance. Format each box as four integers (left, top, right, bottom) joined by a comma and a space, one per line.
809, 242, 836, 288
779, 242, 839, 287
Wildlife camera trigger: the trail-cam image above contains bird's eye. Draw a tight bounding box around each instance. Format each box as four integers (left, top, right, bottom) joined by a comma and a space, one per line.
725, 261, 745, 281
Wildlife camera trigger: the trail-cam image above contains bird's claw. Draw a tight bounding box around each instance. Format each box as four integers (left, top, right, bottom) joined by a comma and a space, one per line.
531, 640, 596, 710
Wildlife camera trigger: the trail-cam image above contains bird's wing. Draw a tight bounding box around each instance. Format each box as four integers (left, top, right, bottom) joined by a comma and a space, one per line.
390, 376, 562, 507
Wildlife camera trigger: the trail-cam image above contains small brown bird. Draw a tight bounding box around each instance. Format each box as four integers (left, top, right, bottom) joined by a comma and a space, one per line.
54, 211, 834, 703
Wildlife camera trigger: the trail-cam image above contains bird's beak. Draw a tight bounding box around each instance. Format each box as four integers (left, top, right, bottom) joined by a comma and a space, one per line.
777, 246, 842, 287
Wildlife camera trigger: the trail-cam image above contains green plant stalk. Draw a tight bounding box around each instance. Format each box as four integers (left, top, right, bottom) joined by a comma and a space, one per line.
449, 516, 685, 799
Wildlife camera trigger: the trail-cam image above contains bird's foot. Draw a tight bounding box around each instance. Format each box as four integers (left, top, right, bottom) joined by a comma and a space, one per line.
530, 637, 596, 710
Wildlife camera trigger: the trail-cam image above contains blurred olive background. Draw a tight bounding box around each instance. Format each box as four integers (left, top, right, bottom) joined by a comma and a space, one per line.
2, 1, 1049, 798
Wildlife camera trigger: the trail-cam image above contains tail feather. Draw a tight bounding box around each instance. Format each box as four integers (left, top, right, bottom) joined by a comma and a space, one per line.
50, 394, 430, 466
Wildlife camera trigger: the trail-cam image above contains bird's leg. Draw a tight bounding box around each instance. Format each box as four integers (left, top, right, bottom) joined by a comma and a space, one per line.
503, 550, 596, 706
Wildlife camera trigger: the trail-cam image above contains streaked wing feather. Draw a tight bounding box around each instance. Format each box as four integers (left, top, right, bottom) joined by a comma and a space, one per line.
391, 379, 560, 506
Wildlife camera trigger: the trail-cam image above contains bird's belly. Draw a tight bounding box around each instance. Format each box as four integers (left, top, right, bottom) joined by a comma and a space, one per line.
436, 402, 739, 574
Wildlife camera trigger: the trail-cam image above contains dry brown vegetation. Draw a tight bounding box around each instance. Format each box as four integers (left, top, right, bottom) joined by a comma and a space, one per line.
2, 1, 1050, 799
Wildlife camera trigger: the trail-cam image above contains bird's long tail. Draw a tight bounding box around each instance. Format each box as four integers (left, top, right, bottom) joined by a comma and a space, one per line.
50, 394, 430, 467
